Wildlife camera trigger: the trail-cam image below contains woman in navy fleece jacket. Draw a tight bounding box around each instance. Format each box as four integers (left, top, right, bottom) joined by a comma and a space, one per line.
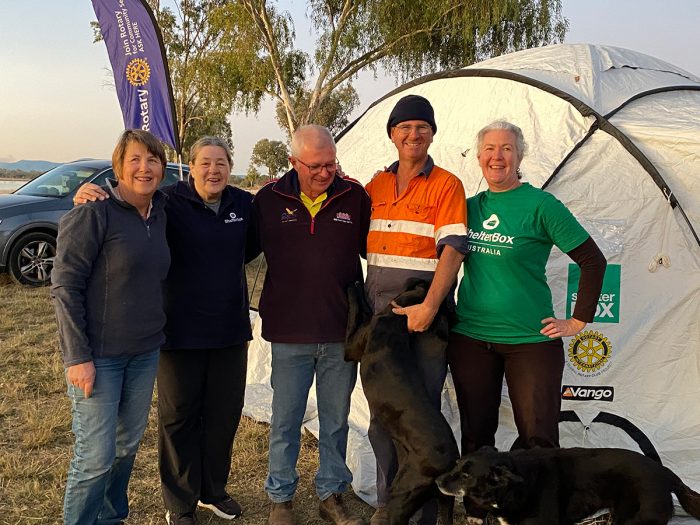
52, 129, 170, 525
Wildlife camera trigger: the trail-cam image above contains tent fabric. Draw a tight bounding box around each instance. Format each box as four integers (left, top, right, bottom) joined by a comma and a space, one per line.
243, 44, 700, 517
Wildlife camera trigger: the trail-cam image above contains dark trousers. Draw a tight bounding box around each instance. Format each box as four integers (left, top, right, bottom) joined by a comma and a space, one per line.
367, 331, 447, 525
157, 344, 248, 513
447, 332, 564, 455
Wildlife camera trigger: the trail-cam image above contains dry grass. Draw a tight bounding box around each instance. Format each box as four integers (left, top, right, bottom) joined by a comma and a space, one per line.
0, 268, 481, 525
0, 270, 379, 525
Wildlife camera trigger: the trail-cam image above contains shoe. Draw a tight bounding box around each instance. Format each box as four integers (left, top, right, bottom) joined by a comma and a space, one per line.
369, 507, 388, 525
165, 510, 196, 525
269, 500, 295, 525
319, 493, 364, 525
198, 496, 242, 519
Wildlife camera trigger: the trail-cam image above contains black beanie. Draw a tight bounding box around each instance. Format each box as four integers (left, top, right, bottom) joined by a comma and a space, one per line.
386, 95, 437, 137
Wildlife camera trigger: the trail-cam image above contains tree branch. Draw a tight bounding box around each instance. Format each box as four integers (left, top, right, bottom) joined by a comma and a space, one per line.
240, 0, 299, 133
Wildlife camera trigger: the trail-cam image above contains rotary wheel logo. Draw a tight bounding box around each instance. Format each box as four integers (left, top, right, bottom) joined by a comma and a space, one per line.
125, 58, 151, 86
568, 330, 612, 373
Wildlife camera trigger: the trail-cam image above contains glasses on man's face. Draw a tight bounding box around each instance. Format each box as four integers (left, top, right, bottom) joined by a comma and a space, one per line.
393, 124, 433, 136
295, 158, 338, 175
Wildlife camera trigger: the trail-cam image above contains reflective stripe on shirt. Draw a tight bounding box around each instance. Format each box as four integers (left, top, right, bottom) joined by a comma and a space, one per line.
367, 252, 438, 272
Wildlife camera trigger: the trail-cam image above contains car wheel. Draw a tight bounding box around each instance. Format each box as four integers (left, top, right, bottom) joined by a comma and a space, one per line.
8, 232, 57, 286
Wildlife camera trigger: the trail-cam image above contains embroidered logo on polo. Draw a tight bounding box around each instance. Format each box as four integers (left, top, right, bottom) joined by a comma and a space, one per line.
224, 212, 244, 224
281, 207, 298, 223
334, 211, 353, 224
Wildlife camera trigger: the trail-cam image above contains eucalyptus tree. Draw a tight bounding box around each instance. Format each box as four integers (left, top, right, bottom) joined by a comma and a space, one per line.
94, 0, 270, 159
239, 0, 568, 134
250, 139, 289, 180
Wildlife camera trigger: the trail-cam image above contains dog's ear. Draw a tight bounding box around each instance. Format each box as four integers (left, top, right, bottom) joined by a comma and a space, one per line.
345, 281, 371, 362
492, 464, 524, 486
493, 464, 527, 508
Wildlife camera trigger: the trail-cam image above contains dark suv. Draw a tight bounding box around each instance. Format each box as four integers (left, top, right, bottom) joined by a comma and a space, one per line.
0, 159, 187, 286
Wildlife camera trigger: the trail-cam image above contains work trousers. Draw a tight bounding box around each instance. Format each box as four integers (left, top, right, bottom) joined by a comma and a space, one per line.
157, 344, 248, 514
447, 332, 564, 455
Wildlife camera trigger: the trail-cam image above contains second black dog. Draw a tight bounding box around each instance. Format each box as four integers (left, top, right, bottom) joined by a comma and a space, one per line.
436, 446, 700, 525
345, 278, 459, 525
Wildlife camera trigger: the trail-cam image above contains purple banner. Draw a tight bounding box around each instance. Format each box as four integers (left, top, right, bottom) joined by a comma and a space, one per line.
92, 0, 180, 153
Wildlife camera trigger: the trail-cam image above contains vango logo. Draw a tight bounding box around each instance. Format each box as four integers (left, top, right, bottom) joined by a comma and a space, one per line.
561, 385, 614, 401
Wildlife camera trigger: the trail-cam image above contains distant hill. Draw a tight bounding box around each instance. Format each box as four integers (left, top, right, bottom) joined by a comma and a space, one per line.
0, 160, 60, 172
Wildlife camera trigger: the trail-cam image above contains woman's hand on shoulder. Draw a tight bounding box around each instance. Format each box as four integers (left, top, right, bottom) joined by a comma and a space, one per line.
66, 361, 96, 398
540, 317, 586, 339
73, 183, 109, 205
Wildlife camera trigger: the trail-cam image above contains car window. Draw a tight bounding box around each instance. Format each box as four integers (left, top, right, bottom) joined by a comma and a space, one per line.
89, 169, 114, 188
15, 165, 103, 197
161, 167, 184, 188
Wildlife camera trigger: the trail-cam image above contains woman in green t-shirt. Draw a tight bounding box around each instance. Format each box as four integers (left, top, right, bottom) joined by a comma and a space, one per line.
447, 121, 607, 464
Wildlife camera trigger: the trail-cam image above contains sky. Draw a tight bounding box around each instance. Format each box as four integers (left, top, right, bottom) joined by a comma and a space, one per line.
1, 1, 699, 173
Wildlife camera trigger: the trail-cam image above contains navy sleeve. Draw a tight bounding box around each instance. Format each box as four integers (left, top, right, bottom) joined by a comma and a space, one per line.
50, 204, 107, 367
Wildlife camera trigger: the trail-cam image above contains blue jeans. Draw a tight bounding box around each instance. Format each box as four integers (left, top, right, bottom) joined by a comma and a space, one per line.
63, 350, 159, 525
265, 342, 357, 502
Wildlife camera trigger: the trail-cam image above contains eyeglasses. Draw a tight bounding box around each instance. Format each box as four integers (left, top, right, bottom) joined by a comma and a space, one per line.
295, 158, 338, 175
393, 124, 433, 135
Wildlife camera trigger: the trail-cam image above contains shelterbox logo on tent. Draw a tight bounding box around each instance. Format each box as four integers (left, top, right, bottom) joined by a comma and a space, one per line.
566, 264, 621, 323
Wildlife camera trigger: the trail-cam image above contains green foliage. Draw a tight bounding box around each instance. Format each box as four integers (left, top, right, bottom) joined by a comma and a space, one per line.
239, 0, 567, 133
93, 0, 272, 160
275, 84, 360, 137
250, 139, 288, 181
92, 0, 567, 158
243, 165, 267, 188
156, 1, 270, 160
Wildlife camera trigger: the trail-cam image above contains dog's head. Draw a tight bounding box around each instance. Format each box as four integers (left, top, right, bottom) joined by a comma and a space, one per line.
436, 447, 525, 511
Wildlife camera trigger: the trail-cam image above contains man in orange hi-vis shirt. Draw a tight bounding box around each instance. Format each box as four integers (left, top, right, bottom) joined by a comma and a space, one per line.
365, 95, 468, 525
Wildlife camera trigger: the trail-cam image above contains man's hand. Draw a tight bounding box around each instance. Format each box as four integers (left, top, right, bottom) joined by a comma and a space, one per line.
391, 245, 464, 333
392, 301, 438, 333
540, 317, 586, 339
66, 361, 96, 398
73, 183, 109, 205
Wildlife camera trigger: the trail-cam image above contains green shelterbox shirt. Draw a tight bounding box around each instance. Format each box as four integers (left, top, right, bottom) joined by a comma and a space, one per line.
453, 183, 590, 344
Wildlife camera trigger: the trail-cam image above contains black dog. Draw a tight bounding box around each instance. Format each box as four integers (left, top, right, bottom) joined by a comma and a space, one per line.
345, 278, 459, 525
436, 446, 700, 525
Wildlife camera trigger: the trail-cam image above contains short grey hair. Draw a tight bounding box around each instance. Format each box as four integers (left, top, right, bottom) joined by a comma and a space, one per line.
189, 136, 233, 166
476, 120, 527, 161
290, 125, 336, 157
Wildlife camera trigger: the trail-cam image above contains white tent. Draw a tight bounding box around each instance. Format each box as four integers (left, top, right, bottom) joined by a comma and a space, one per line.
244, 44, 700, 516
